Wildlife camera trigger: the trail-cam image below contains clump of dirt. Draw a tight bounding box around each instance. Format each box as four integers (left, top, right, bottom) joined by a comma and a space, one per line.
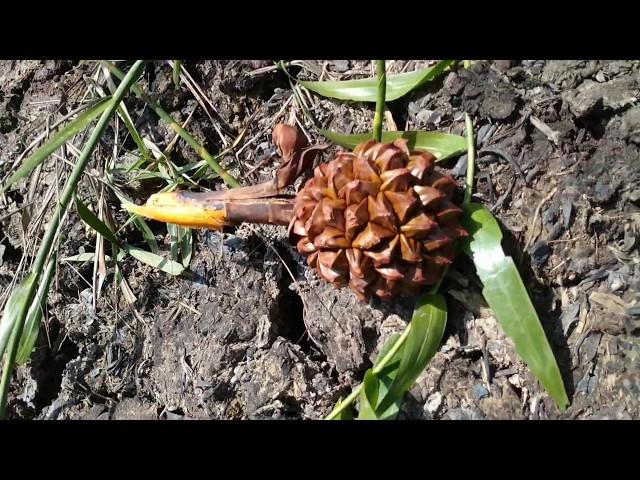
1, 60, 639, 419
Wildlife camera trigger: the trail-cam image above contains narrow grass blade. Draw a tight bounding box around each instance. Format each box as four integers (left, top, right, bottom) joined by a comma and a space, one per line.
0, 60, 147, 419
375, 293, 447, 414
301, 60, 455, 102
167, 223, 179, 261
63, 253, 112, 262
116, 262, 137, 305
117, 104, 151, 163
321, 129, 466, 160
124, 244, 185, 276
462, 203, 569, 410
173, 60, 182, 86
101, 61, 240, 188
75, 197, 120, 246
180, 227, 192, 267
132, 217, 158, 253
0, 97, 113, 194
16, 256, 56, 364
0, 274, 36, 359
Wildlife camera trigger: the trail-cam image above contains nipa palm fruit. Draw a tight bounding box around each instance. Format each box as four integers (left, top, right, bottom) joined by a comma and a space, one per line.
288, 139, 468, 301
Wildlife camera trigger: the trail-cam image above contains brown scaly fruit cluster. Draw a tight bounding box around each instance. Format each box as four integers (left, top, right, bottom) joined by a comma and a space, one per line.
288, 139, 468, 301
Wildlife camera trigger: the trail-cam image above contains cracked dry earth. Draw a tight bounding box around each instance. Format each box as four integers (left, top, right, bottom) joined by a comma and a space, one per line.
1, 60, 639, 420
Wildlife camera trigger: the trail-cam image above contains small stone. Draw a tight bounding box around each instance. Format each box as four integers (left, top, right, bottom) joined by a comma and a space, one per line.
452, 155, 468, 178
494, 60, 513, 72
445, 407, 485, 420
424, 392, 443, 415
529, 241, 551, 267
609, 273, 627, 292
561, 302, 581, 335
472, 383, 489, 400
476, 124, 492, 147
408, 102, 420, 116
332, 60, 349, 72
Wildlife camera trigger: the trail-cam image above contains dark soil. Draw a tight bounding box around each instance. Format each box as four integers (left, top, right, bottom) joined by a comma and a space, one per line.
1, 59, 639, 419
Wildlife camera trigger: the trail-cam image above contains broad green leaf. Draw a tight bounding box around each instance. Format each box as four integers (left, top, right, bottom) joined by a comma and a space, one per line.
376, 293, 447, 414
75, 197, 121, 246
16, 257, 56, 364
320, 129, 466, 161
0, 273, 36, 359
116, 104, 151, 164
301, 60, 455, 102
462, 203, 569, 410
0, 97, 113, 194
357, 370, 380, 419
124, 244, 185, 276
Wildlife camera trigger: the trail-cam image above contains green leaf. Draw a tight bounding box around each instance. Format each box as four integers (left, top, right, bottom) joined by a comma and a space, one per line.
0, 97, 113, 194
376, 293, 448, 414
75, 197, 121, 247
357, 370, 380, 419
124, 244, 185, 276
16, 257, 56, 364
0, 274, 36, 359
461, 203, 569, 410
320, 129, 466, 161
301, 60, 456, 102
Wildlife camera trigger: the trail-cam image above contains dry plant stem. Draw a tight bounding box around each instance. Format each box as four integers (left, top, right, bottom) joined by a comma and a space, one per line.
0, 60, 148, 419
100, 61, 240, 188
325, 110, 477, 420
464, 113, 475, 205
373, 60, 386, 142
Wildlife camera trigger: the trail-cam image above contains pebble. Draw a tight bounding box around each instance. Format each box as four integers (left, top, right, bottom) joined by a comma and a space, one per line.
416, 109, 442, 125
476, 124, 496, 147
445, 407, 485, 420
452, 155, 468, 177
609, 273, 627, 292
423, 392, 443, 415
332, 60, 349, 72
529, 240, 551, 267
472, 383, 490, 400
